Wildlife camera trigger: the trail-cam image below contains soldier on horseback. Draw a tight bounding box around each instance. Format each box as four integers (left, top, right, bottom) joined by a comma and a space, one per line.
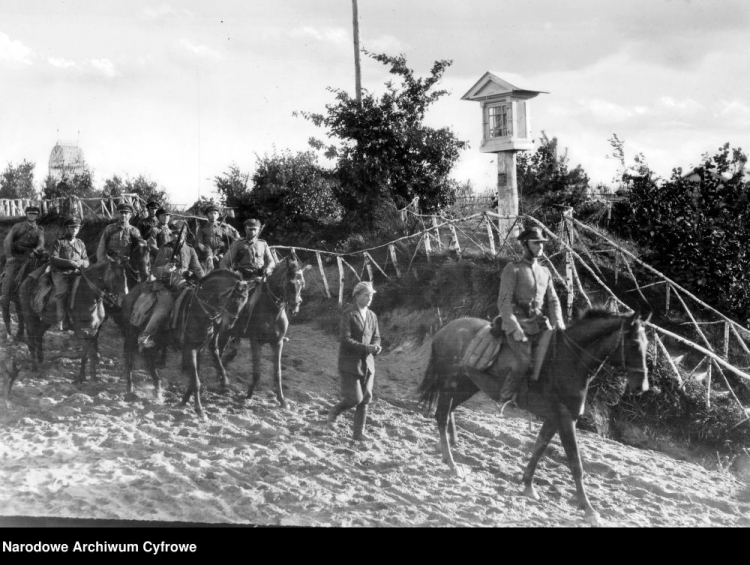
96, 203, 147, 265
135, 201, 160, 241
196, 204, 240, 273
137, 220, 204, 350
146, 208, 173, 262
1, 206, 45, 335
50, 217, 89, 332
496, 227, 565, 415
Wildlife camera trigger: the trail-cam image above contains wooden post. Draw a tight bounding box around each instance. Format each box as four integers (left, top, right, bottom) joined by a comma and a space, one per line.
485, 216, 496, 255
422, 233, 432, 262
363, 253, 373, 281
352, 0, 362, 105
316, 252, 331, 299
431, 216, 443, 250
448, 223, 461, 254
706, 363, 712, 409
496, 151, 519, 241
614, 250, 619, 285
388, 245, 401, 277
665, 283, 671, 313
337, 256, 345, 307
562, 207, 575, 321
724, 322, 730, 359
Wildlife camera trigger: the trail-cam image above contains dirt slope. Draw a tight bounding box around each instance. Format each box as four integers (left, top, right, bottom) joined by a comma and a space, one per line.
1, 319, 750, 527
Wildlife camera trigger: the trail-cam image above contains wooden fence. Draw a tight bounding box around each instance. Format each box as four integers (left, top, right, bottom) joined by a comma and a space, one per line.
0, 194, 145, 219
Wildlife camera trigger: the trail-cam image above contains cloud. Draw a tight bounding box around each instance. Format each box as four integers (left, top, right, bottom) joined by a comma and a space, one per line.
90, 58, 117, 79
289, 26, 349, 45
0, 32, 34, 68
179, 39, 222, 61
47, 57, 76, 69
140, 3, 193, 21
363, 34, 411, 55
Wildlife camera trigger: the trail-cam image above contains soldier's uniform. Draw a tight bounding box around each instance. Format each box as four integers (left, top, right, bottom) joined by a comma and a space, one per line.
1, 206, 45, 312
220, 223, 275, 279
146, 208, 173, 261
196, 206, 240, 273
51, 217, 89, 329
135, 201, 160, 241
138, 221, 204, 349
96, 204, 146, 264
497, 227, 564, 410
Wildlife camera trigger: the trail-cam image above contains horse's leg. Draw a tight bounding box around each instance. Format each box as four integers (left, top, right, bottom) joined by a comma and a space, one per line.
146, 349, 163, 403
521, 418, 559, 501
1, 303, 11, 337
123, 333, 135, 394
557, 413, 600, 526
207, 332, 229, 391
181, 347, 206, 420
435, 392, 463, 478
447, 374, 480, 447
78, 344, 88, 384
14, 300, 25, 341
90, 336, 100, 380
244, 339, 262, 405
271, 340, 286, 409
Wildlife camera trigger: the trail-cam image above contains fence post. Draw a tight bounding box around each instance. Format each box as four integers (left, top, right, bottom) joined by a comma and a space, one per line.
388, 245, 401, 278
431, 216, 443, 250
485, 216, 496, 255
337, 256, 345, 307
562, 207, 575, 321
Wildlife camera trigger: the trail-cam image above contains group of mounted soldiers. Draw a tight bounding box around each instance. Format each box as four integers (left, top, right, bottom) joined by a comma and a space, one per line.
1, 201, 275, 351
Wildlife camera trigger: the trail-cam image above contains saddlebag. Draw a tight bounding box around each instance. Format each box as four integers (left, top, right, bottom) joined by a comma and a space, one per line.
462, 324, 503, 371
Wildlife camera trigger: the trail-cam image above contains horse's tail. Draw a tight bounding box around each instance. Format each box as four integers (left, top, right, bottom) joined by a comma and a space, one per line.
417, 347, 442, 414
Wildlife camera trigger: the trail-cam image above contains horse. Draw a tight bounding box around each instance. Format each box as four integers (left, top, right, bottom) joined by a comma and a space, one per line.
218, 256, 308, 409
122, 268, 249, 417
1, 251, 49, 341
417, 307, 650, 526
16, 253, 134, 386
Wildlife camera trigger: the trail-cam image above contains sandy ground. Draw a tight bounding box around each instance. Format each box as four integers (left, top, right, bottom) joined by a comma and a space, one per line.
1, 317, 750, 528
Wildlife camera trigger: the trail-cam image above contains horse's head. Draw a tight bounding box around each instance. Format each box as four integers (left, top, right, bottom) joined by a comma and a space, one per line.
268, 257, 310, 316
102, 253, 130, 307
223, 279, 250, 330
129, 242, 151, 283
619, 312, 650, 394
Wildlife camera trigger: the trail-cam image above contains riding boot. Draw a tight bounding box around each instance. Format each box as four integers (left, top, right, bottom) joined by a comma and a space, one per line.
352, 405, 369, 441
327, 401, 347, 429
498, 370, 523, 417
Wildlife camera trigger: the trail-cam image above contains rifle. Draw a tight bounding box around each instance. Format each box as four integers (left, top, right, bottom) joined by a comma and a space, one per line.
169, 222, 187, 266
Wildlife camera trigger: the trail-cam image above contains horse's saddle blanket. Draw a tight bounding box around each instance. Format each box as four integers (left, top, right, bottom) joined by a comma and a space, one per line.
463, 325, 503, 371
530, 329, 555, 382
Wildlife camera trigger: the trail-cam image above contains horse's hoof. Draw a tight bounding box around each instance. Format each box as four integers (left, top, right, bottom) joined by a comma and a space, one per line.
522, 485, 541, 502
450, 465, 465, 479
197, 411, 208, 421
584, 511, 602, 527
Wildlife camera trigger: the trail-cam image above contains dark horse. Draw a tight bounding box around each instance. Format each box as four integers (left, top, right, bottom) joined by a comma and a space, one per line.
218, 256, 308, 409
417, 308, 650, 526
1, 251, 49, 341
16, 252, 139, 385
122, 268, 249, 418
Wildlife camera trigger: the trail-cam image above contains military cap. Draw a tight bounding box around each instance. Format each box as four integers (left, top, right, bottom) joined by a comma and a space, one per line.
352, 281, 376, 297
243, 218, 261, 229
146, 201, 159, 209
517, 227, 548, 243
64, 217, 82, 227
204, 204, 220, 215
156, 208, 171, 217
25, 206, 41, 214
116, 203, 134, 214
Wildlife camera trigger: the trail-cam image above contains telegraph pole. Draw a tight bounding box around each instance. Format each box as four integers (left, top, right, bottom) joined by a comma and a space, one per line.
352, 0, 362, 105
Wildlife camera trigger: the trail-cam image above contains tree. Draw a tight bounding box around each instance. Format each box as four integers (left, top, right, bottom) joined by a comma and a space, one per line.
226, 150, 342, 244
42, 168, 97, 199
613, 143, 750, 318
213, 163, 250, 208
517, 132, 590, 199
0, 160, 36, 199
297, 51, 468, 224
100, 174, 169, 206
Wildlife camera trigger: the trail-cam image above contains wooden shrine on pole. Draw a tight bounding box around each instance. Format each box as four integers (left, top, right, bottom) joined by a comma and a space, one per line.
461, 72, 547, 240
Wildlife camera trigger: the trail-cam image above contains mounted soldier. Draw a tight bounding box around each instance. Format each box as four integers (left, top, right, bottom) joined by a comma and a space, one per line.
50, 217, 89, 332
135, 201, 160, 241
1, 206, 46, 336
496, 227, 565, 415
196, 204, 240, 273
96, 203, 147, 265
136, 220, 204, 350
147, 208, 173, 262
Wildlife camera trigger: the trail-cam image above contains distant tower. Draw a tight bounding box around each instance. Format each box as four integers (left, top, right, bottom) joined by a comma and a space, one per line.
49, 141, 86, 181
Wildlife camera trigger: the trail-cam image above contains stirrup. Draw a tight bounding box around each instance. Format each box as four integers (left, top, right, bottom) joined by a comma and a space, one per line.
498, 398, 516, 417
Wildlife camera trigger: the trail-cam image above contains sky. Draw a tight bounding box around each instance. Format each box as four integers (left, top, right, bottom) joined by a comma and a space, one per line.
1, 0, 749, 206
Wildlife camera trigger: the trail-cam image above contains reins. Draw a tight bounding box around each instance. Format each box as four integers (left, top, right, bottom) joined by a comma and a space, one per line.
558, 321, 634, 379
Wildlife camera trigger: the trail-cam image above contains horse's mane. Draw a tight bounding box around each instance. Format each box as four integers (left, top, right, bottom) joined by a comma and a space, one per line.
198, 268, 242, 285
564, 305, 630, 346
268, 256, 302, 284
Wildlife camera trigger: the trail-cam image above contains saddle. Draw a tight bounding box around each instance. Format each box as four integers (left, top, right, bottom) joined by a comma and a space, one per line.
170, 286, 193, 330
130, 290, 158, 327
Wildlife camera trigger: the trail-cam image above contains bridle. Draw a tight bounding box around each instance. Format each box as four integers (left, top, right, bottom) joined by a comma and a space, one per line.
559, 319, 647, 379
193, 279, 249, 324
78, 261, 125, 308
264, 260, 302, 314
